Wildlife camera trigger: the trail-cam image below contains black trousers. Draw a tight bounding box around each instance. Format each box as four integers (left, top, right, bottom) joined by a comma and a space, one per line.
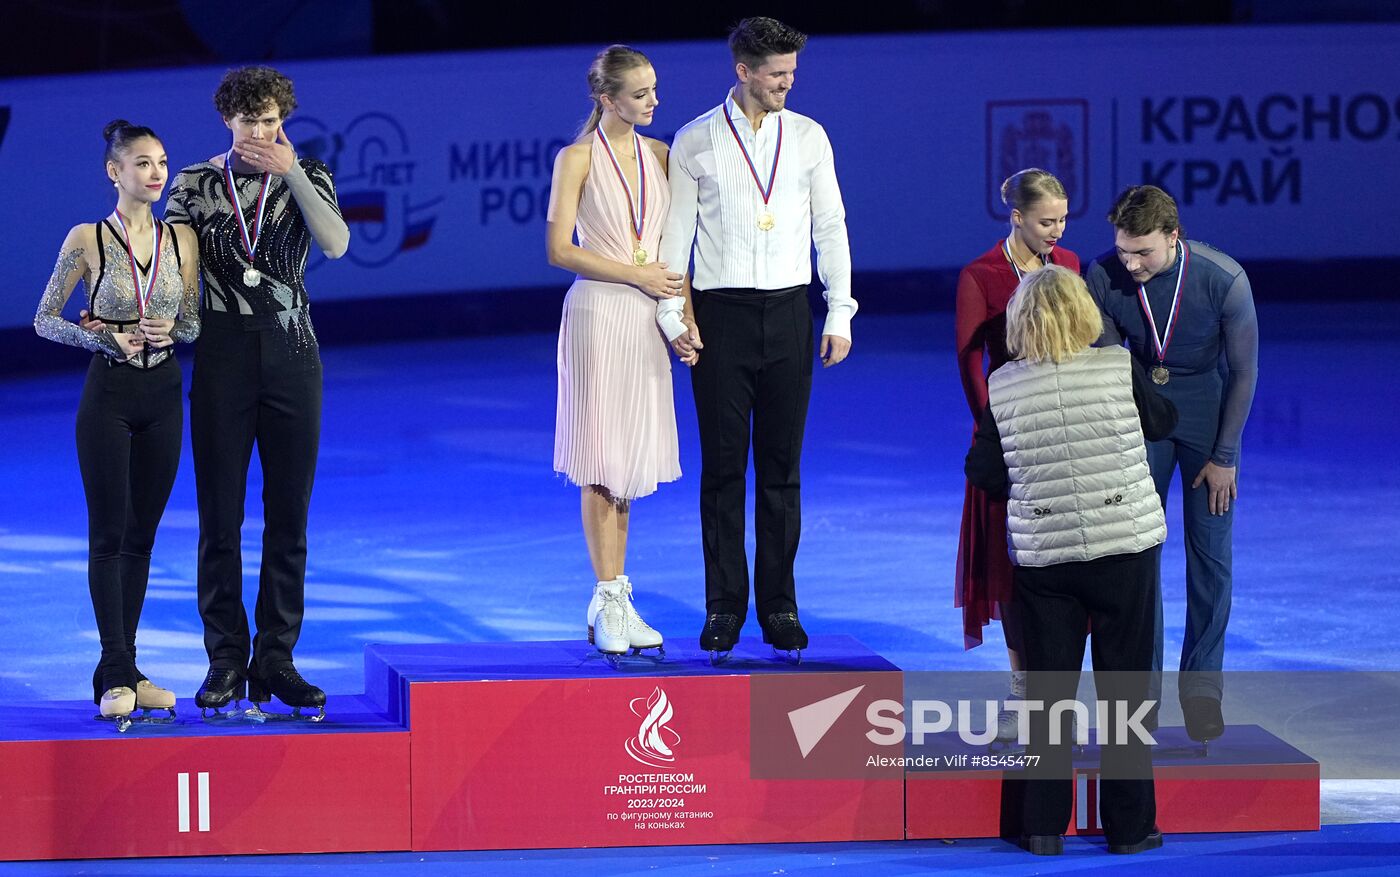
689, 286, 812, 623
190, 312, 322, 675
1015, 546, 1159, 846
76, 354, 183, 702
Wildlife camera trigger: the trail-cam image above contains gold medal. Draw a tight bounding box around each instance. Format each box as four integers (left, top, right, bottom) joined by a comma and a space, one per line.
725, 105, 783, 236
244, 267, 262, 287
1152, 365, 1169, 385
595, 129, 650, 268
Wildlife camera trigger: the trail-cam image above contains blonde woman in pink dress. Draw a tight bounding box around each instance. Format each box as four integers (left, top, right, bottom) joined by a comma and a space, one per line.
547, 45, 685, 659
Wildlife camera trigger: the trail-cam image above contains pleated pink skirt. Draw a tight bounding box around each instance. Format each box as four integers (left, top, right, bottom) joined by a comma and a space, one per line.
554, 278, 681, 500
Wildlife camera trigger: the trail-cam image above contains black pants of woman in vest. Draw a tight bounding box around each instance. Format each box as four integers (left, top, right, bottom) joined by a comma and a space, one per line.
76, 354, 184, 702
1015, 545, 1160, 847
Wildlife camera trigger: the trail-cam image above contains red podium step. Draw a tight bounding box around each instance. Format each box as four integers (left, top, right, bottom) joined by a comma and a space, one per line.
0, 696, 410, 862
363, 636, 906, 851
904, 724, 1320, 839
0, 638, 1320, 863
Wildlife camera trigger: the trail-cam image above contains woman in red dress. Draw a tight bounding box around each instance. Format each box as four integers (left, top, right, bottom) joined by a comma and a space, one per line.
955, 169, 1077, 734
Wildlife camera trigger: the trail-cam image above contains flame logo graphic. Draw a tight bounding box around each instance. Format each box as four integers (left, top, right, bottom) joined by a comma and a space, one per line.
625, 686, 681, 767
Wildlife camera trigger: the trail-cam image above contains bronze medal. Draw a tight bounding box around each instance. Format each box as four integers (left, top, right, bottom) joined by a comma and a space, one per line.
1152, 365, 1169, 385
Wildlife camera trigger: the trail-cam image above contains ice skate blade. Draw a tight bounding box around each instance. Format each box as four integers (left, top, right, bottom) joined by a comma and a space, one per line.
771, 647, 803, 665
246, 702, 327, 723
134, 706, 177, 724
708, 650, 731, 666
200, 702, 267, 724
594, 647, 664, 670
95, 708, 178, 732
94, 714, 133, 733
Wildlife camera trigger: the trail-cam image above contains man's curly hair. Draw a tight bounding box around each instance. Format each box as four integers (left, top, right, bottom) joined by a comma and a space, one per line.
213, 66, 298, 120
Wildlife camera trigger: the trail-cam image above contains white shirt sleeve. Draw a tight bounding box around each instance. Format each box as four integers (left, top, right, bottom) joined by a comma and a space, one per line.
657, 127, 700, 343
809, 126, 856, 340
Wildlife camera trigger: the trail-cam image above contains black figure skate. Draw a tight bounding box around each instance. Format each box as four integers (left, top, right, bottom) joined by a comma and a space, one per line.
762, 612, 808, 665
247, 665, 327, 722
700, 613, 742, 665
196, 666, 252, 722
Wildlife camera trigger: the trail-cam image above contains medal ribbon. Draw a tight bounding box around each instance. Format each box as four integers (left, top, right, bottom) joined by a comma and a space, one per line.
223, 148, 272, 267
594, 128, 647, 244
1002, 235, 1048, 282
113, 210, 163, 319
1136, 240, 1190, 366
723, 102, 782, 208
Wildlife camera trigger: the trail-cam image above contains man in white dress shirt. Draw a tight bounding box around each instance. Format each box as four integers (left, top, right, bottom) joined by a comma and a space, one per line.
658, 16, 856, 659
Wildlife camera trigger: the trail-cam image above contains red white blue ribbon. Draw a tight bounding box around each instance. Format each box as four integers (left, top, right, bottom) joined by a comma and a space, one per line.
594, 128, 647, 242
1136, 240, 1190, 366
223, 148, 271, 268
113, 210, 163, 319
724, 102, 782, 207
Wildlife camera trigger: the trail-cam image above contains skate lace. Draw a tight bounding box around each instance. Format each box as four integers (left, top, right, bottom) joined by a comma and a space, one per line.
598, 590, 628, 635
767, 612, 800, 632
276, 667, 310, 687
705, 613, 740, 635
203, 667, 239, 687
621, 582, 657, 633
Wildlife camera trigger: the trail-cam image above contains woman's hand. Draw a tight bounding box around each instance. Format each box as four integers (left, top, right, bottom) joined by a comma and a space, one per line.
111, 331, 146, 360
138, 317, 176, 349
633, 261, 684, 299
78, 310, 105, 332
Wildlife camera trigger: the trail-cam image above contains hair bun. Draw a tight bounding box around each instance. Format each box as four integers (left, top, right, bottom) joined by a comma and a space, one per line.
103, 119, 131, 142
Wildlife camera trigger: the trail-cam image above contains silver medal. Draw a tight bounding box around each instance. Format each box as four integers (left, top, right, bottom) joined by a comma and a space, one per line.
244, 267, 262, 287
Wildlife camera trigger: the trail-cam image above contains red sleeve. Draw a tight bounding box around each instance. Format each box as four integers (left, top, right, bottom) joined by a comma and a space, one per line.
955, 265, 990, 420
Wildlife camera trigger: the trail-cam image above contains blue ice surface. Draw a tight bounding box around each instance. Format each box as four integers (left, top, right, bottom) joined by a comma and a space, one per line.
3, 305, 1394, 703
3, 304, 1398, 873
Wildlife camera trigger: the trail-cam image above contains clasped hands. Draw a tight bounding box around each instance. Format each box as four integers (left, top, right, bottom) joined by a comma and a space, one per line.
669, 322, 851, 370
80, 310, 174, 360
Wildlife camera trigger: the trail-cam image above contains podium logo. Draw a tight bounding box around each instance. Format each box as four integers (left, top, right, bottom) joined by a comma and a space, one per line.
625, 686, 681, 768
176, 772, 211, 833
788, 684, 866, 758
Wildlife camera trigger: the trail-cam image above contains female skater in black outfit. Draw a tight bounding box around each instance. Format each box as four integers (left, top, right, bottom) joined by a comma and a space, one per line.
165, 66, 349, 718
35, 120, 200, 727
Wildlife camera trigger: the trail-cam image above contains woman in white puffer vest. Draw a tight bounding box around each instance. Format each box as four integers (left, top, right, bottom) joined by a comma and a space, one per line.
965, 264, 1177, 858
